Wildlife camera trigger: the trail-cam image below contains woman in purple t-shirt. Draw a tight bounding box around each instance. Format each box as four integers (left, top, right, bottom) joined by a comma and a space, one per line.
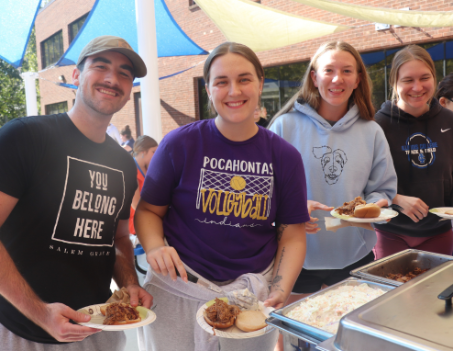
135, 42, 310, 351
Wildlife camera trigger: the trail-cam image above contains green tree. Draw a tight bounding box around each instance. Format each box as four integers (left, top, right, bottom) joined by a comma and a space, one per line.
0, 27, 39, 127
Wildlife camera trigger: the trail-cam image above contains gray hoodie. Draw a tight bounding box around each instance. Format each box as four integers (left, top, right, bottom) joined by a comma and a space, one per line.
269, 101, 397, 269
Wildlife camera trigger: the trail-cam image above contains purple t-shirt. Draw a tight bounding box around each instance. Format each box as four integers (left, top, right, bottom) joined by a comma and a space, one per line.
141, 119, 309, 281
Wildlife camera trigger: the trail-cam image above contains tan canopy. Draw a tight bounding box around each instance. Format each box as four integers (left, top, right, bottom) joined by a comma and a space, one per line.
290, 0, 453, 28
194, 0, 350, 52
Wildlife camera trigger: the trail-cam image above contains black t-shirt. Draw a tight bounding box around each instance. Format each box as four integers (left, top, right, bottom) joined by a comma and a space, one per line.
0, 114, 137, 343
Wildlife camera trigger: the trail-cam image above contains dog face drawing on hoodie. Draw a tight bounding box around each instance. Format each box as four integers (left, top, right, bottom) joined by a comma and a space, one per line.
313, 146, 348, 185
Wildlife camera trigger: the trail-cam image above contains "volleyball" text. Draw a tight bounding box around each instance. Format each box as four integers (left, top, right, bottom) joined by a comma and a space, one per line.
200, 189, 268, 220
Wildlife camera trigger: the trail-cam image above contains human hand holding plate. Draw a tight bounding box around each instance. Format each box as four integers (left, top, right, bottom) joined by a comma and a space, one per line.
306, 200, 334, 234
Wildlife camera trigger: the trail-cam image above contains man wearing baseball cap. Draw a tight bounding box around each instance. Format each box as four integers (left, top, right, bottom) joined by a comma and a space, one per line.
0, 36, 152, 350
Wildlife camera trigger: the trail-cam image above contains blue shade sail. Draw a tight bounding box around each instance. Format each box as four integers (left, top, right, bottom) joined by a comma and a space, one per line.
154, 0, 208, 57
0, 0, 42, 68
57, 61, 199, 89
59, 64, 197, 89
56, 0, 207, 67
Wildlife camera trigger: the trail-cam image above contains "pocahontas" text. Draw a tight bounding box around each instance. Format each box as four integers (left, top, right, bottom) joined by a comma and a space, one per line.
203, 157, 273, 175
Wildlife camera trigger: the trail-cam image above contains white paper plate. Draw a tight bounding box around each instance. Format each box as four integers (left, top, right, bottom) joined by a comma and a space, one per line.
330, 208, 398, 223
77, 303, 156, 330
196, 298, 274, 339
429, 207, 453, 219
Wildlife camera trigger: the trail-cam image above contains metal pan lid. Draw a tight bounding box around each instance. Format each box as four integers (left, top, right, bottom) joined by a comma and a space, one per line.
336, 261, 453, 351
350, 249, 453, 287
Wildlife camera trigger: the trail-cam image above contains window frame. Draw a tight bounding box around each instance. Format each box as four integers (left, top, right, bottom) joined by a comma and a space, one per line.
45, 101, 68, 115
41, 30, 64, 69
68, 13, 89, 44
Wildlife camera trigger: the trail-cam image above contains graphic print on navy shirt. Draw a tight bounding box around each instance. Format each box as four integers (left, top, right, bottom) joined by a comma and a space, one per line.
402, 133, 437, 168
312, 146, 348, 185
195, 156, 274, 227
51, 157, 125, 247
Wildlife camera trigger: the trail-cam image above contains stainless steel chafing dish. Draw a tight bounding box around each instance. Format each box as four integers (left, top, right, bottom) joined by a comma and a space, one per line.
316, 260, 453, 351
350, 249, 453, 286
268, 277, 394, 345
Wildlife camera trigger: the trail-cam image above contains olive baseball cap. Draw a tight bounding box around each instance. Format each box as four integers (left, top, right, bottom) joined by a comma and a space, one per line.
77, 35, 147, 78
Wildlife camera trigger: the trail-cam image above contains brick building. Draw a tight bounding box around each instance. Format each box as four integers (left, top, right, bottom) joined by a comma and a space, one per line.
35, 0, 453, 139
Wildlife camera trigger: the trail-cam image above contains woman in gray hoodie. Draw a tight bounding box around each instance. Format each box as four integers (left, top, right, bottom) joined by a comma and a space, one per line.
268, 40, 397, 309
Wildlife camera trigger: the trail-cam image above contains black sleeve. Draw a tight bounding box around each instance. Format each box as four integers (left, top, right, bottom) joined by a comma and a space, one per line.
0, 119, 36, 198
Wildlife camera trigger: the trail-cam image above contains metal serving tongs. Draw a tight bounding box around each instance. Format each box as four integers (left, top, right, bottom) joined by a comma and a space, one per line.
176, 270, 260, 310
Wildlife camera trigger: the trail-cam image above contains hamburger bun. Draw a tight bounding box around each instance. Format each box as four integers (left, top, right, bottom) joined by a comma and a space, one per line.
235, 310, 267, 332
203, 298, 241, 329
203, 312, 236, 329
108, 318, 141, 325
354, 203, 381, 218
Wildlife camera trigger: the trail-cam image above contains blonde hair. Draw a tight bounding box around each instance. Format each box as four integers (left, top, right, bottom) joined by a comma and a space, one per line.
203, 42, 264, 117
133, 135, 158, 157
389, 45, 437, 103
268, 41, 374, 127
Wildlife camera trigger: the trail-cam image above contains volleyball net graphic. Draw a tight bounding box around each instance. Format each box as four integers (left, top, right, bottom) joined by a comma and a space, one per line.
196, 169, 274, 217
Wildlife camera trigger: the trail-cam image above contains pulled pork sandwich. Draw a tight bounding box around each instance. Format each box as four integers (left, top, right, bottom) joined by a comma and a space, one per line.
336, 196, 366, 216
336, 196, 381, 218
100, 302, 141, 325
204, 298, 241, 329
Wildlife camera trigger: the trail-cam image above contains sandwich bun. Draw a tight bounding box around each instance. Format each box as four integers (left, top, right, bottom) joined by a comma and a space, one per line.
108, 318, 141, 325
100, 303, 141, 325
354, 203, 381, 218
203, 298, 241, 329
235, 310, 267, 332
203, 312, 236, 329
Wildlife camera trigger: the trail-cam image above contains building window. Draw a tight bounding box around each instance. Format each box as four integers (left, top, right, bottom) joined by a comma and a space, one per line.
41, 31, 64, 68
198, 78, 211, 120
263, 62, 307, 118
69, 13, 89, 44
45, 101, 68, 115
189, 0, 196, 6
